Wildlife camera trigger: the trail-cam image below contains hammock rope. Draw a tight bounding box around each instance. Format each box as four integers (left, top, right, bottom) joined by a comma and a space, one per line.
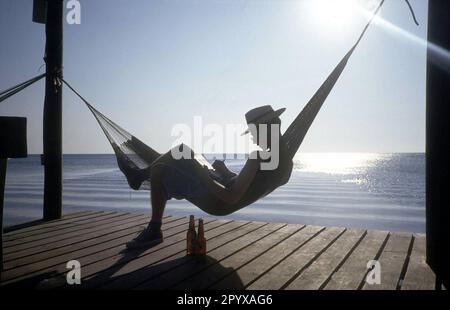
283, 0, 418, 159
0, 73, 46, 104
283, 0, 387, 158
405, 0, 420, 26
62, 77, 161, 190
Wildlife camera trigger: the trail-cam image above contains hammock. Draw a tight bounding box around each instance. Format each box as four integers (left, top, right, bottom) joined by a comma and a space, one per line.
58, 84, 161, 190
61, 0, 389, 199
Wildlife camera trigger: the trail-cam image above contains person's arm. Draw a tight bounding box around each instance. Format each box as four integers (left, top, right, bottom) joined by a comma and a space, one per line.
200, 155, 259, 204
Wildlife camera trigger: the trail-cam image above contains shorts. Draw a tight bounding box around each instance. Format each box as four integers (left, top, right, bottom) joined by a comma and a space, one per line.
158, 159, 212, 206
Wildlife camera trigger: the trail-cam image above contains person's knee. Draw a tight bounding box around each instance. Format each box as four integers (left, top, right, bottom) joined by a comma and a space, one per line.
150, 165, 168, 197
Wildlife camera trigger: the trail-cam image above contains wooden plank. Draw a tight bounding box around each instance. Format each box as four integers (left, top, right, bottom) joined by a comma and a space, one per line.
3, 213, 146, 257
401, 234, 435, 290
5, 217, 192, 275
135, 223, 283, 290
2, 215, 181, 266
114, 222, 265, 290
97, 221, 252, 290
68, 219, 238, 289
4, 216, 183, 266
285, 229, 365, 290
247, 226, 345, 290
173, 224, 304, 290
1, 216, 190, 285
210, 225, 324, 290
4, 211, 107, 238
3, 211, 123, 242
33, 219, 244, 289
4, 211, 130, 246
362, 232, 413, 290
59, 216, 189, 270
3, 213, 168, 259
2, 216, 184, 271
3, 211, 99, 235
323, 230, 389, 290
3, 215, 179, 270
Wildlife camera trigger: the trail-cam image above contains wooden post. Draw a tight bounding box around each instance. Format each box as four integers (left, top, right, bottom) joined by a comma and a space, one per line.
0, 116, 27, 275
43, 0, 63, 221
426, 0, 450, 290
0, 158, 6, 274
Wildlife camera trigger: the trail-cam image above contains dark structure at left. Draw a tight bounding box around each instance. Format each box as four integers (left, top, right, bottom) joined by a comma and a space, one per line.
426, 0, 450, 290
0, 117, 28, 272
38, 0, 64, 221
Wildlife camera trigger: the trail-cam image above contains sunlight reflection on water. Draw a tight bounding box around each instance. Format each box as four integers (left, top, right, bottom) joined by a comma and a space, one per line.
293, 153, 389, 175
4, 153, 425, 232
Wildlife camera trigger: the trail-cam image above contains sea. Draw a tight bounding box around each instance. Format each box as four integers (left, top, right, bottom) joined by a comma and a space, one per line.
3, 153, 425, 233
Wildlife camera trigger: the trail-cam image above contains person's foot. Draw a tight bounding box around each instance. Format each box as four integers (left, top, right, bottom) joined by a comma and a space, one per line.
126, 226, 163, 250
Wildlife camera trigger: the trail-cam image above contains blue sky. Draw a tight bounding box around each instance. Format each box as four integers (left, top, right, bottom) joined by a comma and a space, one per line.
0, 0, 427, 154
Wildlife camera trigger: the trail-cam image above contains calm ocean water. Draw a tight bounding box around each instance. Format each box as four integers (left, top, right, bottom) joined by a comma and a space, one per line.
3, 153, 425, 232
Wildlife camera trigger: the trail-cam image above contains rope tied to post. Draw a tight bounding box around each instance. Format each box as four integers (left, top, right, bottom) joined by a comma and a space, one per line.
51, 67, 63, 93
405, 0, 419, 26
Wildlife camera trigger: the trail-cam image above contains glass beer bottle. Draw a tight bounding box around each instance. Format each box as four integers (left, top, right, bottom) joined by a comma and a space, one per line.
197, 218, 206, 255
186, 215, 197, 256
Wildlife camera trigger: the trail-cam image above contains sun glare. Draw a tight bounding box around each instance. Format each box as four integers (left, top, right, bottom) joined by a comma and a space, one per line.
293, 153, 386, 175
307, 0, 361, 30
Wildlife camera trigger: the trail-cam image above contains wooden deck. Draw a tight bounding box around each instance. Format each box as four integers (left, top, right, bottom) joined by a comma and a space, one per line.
0, 211, 435, 290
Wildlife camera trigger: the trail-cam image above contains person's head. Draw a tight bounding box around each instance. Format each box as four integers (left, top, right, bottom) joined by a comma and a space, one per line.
242, 105, 285, 150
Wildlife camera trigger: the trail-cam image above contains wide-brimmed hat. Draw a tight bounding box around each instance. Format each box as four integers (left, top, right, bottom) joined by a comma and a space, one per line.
241, 105, 286, 135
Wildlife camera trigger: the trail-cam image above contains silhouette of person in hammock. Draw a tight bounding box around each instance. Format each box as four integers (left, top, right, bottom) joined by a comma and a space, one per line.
126, 106, 293, 249
62, 0, 410, 250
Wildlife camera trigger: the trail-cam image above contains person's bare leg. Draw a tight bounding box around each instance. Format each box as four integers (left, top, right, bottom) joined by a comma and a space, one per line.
126, 165, 167, 249
149, 165, 167, 224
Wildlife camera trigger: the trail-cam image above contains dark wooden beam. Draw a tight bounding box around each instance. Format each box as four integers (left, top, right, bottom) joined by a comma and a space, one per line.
43, 0, 64, 221
426, 0, 450, 290
0, 116, 27, 273
0, 158, 6, 273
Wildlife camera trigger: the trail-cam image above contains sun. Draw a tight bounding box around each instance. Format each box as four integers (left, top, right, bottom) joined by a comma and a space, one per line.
307, 0, 361, 31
